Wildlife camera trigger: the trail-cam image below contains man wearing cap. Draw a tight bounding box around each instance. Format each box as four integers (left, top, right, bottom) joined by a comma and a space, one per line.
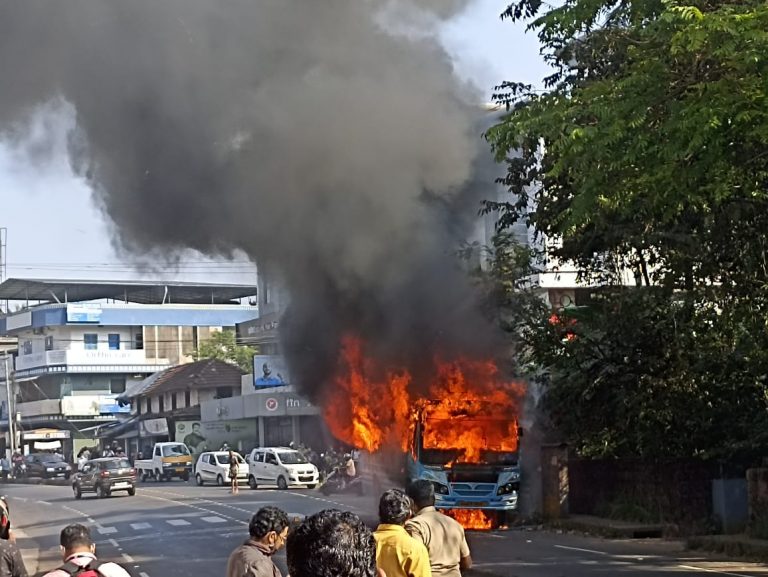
374, 489, 431, 577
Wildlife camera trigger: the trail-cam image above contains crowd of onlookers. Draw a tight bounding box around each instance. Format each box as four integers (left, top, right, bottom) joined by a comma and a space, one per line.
0, 479, 469, 577
227, 480, 471, 577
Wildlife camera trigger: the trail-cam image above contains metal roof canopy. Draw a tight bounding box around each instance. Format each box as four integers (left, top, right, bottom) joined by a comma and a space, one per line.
0, 278, 257, 305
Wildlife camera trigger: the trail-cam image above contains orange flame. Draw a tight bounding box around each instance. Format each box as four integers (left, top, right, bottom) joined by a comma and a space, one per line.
324, 335, 525, 461
442, 509, 496, 530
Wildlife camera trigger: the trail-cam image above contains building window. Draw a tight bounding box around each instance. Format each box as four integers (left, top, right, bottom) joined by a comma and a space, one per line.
136, 400, 141, 414
84, 334, 98, 350
144, 398, 150, 414
108, 334, 120, 351
135, 332, 144, 350
110, 378, 126, 394
44, 336, 54, 351
159, 395, 164, 413
172, 394, 177, 410
184, 390, 191, 407
22, 341, 32, 355
216, 387, 233, 399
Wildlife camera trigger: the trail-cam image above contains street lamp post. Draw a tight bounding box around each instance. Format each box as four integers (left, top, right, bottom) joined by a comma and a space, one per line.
2, 354, 14, 458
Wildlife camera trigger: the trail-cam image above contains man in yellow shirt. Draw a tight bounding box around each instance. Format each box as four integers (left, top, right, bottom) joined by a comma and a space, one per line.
374, 490, 431, 577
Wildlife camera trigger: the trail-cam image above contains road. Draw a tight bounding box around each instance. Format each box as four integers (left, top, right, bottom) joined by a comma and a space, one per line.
4, 481, 767, 577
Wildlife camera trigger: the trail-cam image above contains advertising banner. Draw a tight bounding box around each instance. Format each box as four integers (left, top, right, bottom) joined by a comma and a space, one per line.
140, 418, 169, 437
252, 355, 290, 389
175, 419, 257, 455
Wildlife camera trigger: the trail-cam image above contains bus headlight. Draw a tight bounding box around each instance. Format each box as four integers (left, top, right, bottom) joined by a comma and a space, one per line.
432, 482, 450, 495
497, 482, 519, 496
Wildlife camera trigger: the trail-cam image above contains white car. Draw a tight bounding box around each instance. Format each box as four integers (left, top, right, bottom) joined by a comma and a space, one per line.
247, 447, 319, 490
194, 451, 247, 486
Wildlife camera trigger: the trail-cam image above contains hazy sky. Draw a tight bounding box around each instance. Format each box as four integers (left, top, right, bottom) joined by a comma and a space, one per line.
0, 0, 548, 284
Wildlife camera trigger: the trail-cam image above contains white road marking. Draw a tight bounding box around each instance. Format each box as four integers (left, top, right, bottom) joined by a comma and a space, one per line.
139, 573, 150, 577
98, 527, 118, 535
13, 497, 27, 502
121, 554, 135, 563
108, 539, 119, 548
677, 565, 755, 577
166, 519, 191, 526
87, 518, 96, 523
130, 523, 152, 530
553, 545, 609, 556
201, 516, 227, 524
137, 492, 246, 526
36, 500, 52, 506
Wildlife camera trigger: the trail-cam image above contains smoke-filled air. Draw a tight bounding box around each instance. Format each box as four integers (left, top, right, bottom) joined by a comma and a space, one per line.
0, 0, 518, 414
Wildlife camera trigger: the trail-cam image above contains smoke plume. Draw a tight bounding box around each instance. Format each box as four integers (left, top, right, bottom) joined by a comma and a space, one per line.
0, 0, 502, 399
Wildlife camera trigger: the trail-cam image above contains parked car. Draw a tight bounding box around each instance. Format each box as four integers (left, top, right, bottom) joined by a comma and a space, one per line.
194, 451, 247, 486
247, 447, 319, 490
73, 457, 137, 499
25, 453, 71, 479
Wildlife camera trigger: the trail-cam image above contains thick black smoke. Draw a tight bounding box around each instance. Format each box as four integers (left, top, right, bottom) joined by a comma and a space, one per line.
0, 0, 501, 399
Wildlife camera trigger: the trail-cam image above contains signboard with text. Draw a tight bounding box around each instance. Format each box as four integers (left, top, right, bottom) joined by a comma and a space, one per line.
175, 420, 257, 454
66, 304, 102, 323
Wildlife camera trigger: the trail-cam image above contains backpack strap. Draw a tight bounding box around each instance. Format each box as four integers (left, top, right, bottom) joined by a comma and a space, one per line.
59, 559, 105, 576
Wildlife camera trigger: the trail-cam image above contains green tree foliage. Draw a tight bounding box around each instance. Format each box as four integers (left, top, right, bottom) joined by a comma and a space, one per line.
192, 329, 255, 373
487, 0, 768, 458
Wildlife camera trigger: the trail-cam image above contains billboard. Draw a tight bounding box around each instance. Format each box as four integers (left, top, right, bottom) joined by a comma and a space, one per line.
252, 355, 290, 389
66, 304, 102, 323
175, 420, 257, 455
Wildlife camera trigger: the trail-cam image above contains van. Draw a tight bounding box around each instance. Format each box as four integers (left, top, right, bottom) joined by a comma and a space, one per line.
247, 447, 319, 490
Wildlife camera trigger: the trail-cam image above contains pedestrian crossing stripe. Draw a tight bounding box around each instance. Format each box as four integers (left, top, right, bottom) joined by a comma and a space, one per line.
201, 516, 226, 523
130, 523, 152, 530
166, 519, 191, 526
97, 527, 118, 534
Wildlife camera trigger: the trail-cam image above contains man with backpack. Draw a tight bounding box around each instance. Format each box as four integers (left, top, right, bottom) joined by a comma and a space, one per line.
43, 525, 130, 577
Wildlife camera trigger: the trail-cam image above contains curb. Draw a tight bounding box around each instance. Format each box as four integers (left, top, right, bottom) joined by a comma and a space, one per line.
687, 535, 768, 563
0, 478, 71, 487
546, 518, 665, 539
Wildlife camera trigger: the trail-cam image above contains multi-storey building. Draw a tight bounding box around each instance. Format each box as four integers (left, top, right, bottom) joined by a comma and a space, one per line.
0, 278, 258, 458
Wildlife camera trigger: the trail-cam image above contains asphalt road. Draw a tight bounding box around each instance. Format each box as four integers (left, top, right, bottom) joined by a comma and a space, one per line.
3, 481, 767, 577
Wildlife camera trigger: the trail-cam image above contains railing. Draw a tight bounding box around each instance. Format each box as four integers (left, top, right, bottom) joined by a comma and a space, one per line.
15, 349, 170, 371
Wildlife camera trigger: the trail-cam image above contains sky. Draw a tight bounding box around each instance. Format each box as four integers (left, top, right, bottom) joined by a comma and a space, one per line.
0, 0, 549, 285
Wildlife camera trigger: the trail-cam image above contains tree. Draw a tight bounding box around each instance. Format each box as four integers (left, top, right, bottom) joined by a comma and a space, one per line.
192, 330, 255, 373
486, 0, 768, 458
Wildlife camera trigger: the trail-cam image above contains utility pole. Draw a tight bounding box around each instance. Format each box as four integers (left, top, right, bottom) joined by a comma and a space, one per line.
2, 354, 14, 458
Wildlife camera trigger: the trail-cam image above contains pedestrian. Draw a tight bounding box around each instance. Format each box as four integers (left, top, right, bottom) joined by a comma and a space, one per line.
228, 450, 240, 495
287, 509, 378, 577
0, 526, 26, 577
226, 506, 289, 577
42, 524, 129, 577
405, 481, 472, 577
374, 490, 431, 577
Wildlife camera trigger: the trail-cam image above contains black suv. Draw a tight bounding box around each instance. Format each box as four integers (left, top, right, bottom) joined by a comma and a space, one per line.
25, 453, 71, 479
73, 457, 136, 499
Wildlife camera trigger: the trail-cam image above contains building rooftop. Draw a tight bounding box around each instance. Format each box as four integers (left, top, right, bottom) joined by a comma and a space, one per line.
118, 358, 245, 401
0, 278, 258, 306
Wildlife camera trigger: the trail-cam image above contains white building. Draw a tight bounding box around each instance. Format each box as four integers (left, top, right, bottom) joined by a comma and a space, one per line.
0, 278, 258, 458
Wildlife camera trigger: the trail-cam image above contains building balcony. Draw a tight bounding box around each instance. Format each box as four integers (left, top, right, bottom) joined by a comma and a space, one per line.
14, 349, 172, 376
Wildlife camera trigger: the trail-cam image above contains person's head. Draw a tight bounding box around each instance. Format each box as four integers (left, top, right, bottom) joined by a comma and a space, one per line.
287, 509, 376, 577
406, 480, 435, 511
378, 489, 412, 525
60, 524, 94, 558
262, 363, 271, 376
249, 506, 290, 554
192, 422, 201, 432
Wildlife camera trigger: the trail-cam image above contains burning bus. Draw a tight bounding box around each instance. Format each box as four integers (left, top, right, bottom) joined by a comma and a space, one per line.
324, 336, 525, 529
406, 399, 521, 529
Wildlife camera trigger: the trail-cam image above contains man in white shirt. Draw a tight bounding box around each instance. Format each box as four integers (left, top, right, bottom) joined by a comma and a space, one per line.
42, 524, 130, 577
